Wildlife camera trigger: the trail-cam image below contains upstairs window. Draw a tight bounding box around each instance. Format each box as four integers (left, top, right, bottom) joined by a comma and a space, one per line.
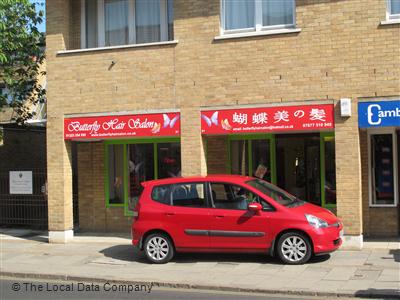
82, 0, 174, 49
222, 0, 295, 34
387, 0, 400, 19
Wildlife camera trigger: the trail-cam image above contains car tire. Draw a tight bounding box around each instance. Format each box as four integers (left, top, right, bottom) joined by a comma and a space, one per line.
144, 233, 174, 264
276, 232, 312, 265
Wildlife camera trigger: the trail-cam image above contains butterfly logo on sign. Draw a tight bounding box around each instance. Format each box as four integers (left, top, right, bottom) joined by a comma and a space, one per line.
201, 111, 219, 127
201, 111, 232, 131
150, 114, 180, 134
163, 114, 180, 128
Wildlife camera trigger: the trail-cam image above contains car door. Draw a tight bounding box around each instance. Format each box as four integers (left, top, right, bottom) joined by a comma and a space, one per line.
208, 181, 273, 251
159, 181, 212, 250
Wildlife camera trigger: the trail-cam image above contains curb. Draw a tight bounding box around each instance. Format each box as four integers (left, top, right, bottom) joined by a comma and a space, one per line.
1, 271, 399, 299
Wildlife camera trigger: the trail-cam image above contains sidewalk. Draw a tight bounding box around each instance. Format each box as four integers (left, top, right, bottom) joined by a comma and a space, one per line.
1, 229, 399, 298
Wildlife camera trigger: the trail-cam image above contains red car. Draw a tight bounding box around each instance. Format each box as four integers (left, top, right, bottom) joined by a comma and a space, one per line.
131, 175, 343, 264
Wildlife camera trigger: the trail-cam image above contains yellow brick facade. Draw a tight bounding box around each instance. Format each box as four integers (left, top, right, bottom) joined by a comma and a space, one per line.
46, 0, 400, 241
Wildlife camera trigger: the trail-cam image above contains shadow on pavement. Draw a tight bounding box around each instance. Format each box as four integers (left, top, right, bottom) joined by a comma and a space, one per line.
355, 288, 400, 299
100, 244, 331, 265
0, 227, 47, 243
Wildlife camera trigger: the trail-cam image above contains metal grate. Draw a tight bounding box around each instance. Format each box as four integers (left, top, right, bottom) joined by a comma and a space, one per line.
0, 170, 48, 229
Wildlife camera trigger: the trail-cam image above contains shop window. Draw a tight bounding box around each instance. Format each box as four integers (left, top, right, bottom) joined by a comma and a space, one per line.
230, 140, 249, 176
370, 133, 397, 206
222, 0, 295, 34
128, 144, 154, 199
107, 144, 125, 204
82, 0, 174, 49
251, 139, 271, 182
105, 139, 181, 211
157, 142, 181, 178
230, 138, 272, 180
387, 0, 400, 20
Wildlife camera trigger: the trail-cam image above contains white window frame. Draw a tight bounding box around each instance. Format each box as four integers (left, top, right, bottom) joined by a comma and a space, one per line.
220, 0, 296, 35
387, 0, 400, 20
81, 0, 169, 49
368, 128, 398, 207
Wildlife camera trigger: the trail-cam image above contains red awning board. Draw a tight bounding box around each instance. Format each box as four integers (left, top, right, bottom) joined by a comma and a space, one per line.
64, 112, 180, 140
201, 104, 334, 135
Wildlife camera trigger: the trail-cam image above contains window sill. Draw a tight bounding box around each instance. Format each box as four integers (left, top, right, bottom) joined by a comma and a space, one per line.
214, 28, 301, 40
369, 204, 397, 208
380, 19, 400, 25
57, 40, 179, 55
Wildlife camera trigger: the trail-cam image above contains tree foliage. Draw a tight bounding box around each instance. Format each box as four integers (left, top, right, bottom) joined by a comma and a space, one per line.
0, 0, 45, 124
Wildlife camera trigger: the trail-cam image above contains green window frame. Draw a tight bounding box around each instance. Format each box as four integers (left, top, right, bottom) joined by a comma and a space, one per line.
320, 132, 336, 209
104, 137, 180, 216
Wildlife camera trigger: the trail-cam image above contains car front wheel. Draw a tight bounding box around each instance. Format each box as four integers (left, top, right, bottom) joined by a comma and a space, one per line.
276, 232, 312, 265
144, 233, 174, 264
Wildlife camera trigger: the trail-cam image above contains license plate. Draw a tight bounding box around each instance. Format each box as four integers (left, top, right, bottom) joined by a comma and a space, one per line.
339, 229, 344, 238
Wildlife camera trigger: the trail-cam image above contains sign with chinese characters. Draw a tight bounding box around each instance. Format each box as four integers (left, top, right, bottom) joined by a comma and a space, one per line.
64, 112, 180, 140
10, 171, 33, 194
201, 104, 334, 134
358, 100, 400, 128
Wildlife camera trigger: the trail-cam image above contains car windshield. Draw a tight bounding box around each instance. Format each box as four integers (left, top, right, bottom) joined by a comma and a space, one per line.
246, 179, 303, 207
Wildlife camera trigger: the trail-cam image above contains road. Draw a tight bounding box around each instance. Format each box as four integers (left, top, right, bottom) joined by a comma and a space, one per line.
0, 278, 363, 300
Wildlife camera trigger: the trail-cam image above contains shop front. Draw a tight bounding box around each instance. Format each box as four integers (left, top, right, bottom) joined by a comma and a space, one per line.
359, 100, 400, 237
64, 111, 181, 231
202, 103, 337, 211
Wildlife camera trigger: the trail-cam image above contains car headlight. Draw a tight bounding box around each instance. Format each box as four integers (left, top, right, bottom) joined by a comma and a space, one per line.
305, 214, 328, 228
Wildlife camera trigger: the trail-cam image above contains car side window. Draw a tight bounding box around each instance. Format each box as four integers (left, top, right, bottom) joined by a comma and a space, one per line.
152, 184, 172, 205
171, 183, 207, 208
210, 182, 274, 211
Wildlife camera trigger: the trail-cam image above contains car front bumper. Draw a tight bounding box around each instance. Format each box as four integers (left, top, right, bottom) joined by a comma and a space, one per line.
312, 223, 343, 254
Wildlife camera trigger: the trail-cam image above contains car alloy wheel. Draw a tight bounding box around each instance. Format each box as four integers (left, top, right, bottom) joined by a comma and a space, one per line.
277, 232, 312, 264
144, 233, 174, 264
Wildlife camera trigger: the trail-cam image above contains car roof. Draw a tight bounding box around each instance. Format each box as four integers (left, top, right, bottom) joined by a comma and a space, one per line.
142, 174, 255, 187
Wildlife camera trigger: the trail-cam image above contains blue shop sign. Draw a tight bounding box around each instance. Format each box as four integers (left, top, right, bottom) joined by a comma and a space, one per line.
358, 100, 400, 128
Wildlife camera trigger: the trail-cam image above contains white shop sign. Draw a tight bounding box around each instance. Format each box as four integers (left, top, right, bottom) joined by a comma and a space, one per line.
9, 171, 33, 194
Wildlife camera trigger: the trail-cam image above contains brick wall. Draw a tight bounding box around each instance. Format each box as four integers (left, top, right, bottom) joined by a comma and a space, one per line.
46, 0, 400, 235
206, 136, 228, 174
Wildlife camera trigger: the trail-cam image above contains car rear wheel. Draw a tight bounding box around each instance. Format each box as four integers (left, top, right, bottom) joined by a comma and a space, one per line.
276, 232, 312, 265
144, 233, 174, 264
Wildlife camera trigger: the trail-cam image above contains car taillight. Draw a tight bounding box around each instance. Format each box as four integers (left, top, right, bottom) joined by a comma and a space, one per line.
133, 202, 140, 221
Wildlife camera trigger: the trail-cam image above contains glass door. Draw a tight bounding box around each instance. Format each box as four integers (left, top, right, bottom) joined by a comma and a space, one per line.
276, 134, 321, 205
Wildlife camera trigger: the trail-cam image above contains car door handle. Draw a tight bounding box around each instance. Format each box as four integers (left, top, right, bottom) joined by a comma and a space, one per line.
214, 215, 224, 219
165, 212, 175, 216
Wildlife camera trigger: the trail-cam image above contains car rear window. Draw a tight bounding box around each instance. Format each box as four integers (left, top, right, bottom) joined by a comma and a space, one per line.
152, 185, 171, 205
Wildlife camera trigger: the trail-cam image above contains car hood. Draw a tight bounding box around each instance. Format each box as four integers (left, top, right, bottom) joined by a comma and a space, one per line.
290, 202, 339, 224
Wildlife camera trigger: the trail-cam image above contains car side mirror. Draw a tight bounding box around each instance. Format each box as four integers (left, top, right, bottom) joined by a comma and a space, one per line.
248, 202, 262, 214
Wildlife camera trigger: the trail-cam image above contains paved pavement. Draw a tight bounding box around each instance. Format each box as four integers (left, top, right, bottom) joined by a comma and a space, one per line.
0, 229, 399, 298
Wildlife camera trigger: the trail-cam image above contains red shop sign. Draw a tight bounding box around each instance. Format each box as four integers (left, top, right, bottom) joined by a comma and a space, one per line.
64, 112, 180, 140
201, 104, 334, 135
